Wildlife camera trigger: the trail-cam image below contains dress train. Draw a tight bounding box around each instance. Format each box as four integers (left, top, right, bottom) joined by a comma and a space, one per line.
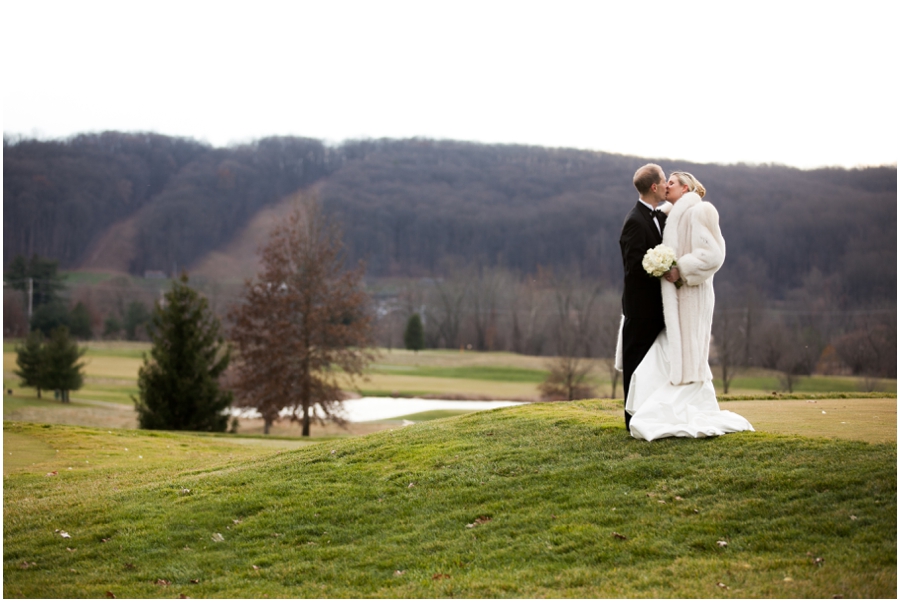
626, 330, 754, 441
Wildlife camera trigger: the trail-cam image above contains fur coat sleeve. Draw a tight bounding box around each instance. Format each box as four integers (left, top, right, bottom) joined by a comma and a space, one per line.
661, 193, 725, 385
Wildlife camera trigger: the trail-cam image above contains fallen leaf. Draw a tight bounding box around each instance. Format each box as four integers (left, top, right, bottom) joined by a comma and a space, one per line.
272, 533, 281, 538
330, 450, 336, 455
784, 577, 794, 582
675, 496, 684, 501
465, 516, 492, 528
179, 595, 190, 599
155, 579, 171, 586
253, 565, 260, 571
190, 579, 200, 584
807, 400, 817, 403
105, 591, 116, 598
814, 557, 825, 566
432, 573, 450, 580
394, 570, 405, 576
717, 582, 729, 589
233, 519, 242, 524
408, 483, 415, 488
20, 561, 35, 569
658, 500, 666, 504
124, 563, 136, 570
850, 515, 858, 520
211, 533, 225, 542
60, 531, 71, 539
46, 471, 58, 476
101, 538, 110, 543
180, 488, 191, 495
822, 411, 826, 414
612, 532, 627, 540
717, 540, 728, 547
66, 547, 76, 552
693, 509, 699, 514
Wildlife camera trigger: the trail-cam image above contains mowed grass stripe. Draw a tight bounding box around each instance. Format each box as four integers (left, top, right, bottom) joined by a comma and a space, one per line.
370, 365, 548, 383
3, 403, 895, 598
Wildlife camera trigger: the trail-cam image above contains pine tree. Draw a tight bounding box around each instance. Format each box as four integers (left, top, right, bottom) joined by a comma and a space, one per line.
3, 254, 66, 309
134, 273, 232, 431
14, 331, 46, 398
403, 313, 425, 352
69, 301, 93, 339
41, 327, 86, 403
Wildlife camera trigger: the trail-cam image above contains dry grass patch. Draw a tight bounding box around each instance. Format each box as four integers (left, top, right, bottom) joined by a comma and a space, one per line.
722, 397, 896, 444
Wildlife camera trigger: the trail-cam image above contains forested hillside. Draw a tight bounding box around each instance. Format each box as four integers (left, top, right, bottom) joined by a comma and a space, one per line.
4, 133, 332, 274
322, 139, 896, 307
4, 133, 896, 308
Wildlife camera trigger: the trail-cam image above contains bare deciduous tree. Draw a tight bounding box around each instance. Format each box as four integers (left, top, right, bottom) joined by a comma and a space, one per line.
539, 355, 596, 401
429, 270, 468, 349
539, 270, 603, 401
229, 198, 375, 436
712, 306, 745, 394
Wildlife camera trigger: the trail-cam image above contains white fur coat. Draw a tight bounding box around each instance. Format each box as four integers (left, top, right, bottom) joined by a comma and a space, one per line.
614, 193, 725, 385
661, 192, 725, 384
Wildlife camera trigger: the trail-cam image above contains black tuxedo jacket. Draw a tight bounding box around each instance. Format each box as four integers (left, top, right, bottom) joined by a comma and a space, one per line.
619, 201, 666, 414
620, 201, 666, 323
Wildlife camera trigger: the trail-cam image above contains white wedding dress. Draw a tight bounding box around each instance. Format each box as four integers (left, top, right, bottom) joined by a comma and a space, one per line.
626, 329, 754, 441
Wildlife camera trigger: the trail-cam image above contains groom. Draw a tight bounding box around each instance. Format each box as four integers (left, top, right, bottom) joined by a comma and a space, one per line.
619, 163, 668, 429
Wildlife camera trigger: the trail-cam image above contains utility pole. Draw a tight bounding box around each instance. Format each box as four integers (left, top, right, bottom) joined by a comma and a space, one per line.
27, 277, 33, 319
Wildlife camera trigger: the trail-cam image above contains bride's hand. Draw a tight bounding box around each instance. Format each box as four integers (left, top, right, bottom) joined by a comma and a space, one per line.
664, 267, 681, 283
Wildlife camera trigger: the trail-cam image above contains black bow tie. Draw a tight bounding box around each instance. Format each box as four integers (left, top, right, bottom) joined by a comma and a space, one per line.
649, 208, 663, 220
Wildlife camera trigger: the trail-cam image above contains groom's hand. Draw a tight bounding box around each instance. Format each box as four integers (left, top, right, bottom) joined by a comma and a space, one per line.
664, 267, 681, 283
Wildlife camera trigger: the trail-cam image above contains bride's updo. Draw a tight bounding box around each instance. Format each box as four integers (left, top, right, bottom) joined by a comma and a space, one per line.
670, 171, 706, 198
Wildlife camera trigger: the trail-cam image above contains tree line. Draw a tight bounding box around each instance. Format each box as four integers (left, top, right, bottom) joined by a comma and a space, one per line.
376, 263, 896, 388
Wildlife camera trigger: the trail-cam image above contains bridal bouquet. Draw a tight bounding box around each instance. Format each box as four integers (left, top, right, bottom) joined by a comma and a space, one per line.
643, 244, 683, 288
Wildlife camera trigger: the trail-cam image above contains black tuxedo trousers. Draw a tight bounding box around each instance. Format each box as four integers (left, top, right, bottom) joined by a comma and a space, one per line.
619, 202, 666, 428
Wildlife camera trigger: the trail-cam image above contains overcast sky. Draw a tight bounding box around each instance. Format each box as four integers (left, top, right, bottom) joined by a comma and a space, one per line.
3, 0, 896, 169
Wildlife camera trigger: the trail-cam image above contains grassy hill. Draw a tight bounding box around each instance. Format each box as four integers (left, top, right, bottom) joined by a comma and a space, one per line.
4, 402, 895, 598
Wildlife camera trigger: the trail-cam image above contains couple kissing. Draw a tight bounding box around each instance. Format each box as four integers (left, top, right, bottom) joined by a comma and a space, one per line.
615, 164, 753, 441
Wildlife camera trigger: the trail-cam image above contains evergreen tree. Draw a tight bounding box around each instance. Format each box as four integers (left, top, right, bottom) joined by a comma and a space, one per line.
3, 254, 67, 309
103, 315, 122, 339
41, 327, 86, 403
14, 331, 46, 398
124, 301, 151, 340
69, 301, 93, 339
134, 273, 232, 431
30, 301, 71, 337
404, 313, 425, 352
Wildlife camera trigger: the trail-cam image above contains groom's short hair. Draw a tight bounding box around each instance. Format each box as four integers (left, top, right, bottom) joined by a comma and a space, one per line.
633, 164, 664, 195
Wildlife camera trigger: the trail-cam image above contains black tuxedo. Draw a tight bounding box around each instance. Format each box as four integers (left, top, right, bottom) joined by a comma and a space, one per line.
619, 201, 666, 428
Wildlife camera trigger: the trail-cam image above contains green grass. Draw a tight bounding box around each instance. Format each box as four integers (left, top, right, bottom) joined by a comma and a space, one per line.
718, 374, 895, 394
370, 365, 548, 383
376, 409, 475, 422
4, 403, 896, 598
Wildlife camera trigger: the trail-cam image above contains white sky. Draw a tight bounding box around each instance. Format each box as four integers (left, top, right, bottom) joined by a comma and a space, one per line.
3, 0, 896, 169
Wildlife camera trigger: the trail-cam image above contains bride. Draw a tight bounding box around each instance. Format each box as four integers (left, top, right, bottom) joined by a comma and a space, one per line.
624, 171, 754, 441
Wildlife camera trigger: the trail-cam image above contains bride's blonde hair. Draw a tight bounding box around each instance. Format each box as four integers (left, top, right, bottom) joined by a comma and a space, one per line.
670, 171, 706, 198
